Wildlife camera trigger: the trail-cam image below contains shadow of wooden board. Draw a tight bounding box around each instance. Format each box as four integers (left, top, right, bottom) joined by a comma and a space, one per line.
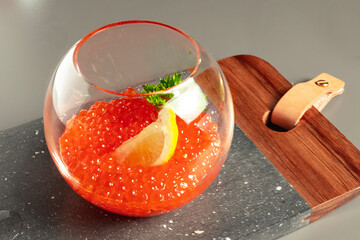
2, 55, 357, 239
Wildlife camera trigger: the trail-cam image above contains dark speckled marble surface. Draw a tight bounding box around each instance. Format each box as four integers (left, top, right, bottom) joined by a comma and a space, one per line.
0, 119, 310, 240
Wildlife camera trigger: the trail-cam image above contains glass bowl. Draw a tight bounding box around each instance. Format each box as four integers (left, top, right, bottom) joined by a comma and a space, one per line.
44, 20, 234, 217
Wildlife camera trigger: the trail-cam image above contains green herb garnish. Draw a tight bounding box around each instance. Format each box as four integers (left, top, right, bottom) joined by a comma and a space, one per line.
141, 73, 183, 109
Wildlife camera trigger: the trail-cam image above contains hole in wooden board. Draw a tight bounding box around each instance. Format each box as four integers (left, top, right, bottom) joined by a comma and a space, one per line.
263, 111, 289, 132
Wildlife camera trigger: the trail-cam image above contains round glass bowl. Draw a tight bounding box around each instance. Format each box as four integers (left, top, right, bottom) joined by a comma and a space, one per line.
44, 20, 234, 216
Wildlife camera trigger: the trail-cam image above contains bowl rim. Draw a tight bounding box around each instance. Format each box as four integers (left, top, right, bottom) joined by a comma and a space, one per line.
73, 20, 201, 97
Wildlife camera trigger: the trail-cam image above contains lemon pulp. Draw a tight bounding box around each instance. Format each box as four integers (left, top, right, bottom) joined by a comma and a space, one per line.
113, 106, 178, 167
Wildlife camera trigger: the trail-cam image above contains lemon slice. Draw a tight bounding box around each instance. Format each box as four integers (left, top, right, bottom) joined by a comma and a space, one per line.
113, 106, 178, 167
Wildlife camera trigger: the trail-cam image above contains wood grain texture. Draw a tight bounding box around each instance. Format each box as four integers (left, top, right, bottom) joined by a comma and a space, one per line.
218, 55, 360, 222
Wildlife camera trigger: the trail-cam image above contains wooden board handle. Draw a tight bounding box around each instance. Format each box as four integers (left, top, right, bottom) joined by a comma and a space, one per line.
218, 55, 360, 222
271, 73, 345, 130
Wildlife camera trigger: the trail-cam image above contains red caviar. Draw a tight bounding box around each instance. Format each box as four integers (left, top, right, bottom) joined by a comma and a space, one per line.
59, 97, 221, 216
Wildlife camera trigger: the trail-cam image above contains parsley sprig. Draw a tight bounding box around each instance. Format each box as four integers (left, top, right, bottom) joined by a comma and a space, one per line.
141, 73, 183, 109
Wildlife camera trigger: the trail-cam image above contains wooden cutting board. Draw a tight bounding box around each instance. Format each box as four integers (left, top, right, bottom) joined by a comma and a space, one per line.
219, 55, 360, 223
1, 55, 359, 240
